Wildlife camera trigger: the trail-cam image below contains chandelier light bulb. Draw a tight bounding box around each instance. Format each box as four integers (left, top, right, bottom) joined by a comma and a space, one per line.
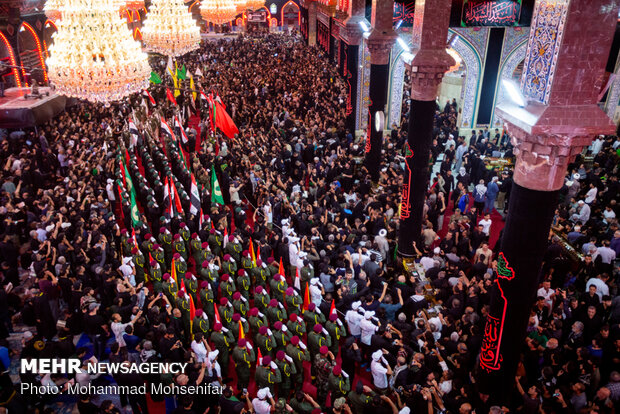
44, 0, 63, 21
46, 0, 151, 103
200, 0, 238, 25
142, 0, 201, 57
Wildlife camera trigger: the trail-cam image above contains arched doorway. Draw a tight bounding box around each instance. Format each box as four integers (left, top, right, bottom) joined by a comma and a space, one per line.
18, 22, 48, 85
0, 32, 22, 90
438, 47, 465, 117
281, 1, 300, 30
43, 20, 57, 60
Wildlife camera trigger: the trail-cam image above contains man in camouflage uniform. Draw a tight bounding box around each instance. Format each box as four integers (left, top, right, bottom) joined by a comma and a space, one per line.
248, 307, 268, 344
158, 227, 173, 267
220, 254, 237, 278
150, 259, 163, 293
173, 234, 188, 262
313, 346, 335, 406
252, 259, 270, 287
218, 297, 234, 328
162, 273, 178, 304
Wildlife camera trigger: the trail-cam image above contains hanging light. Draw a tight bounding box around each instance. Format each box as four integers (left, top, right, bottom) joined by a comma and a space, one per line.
142, 0, 201, 56
44, 0, 63, 21
46, 0, 151, 102
245, 0, 264, 11
201, 0, 238, 25
234, 0, 248, 13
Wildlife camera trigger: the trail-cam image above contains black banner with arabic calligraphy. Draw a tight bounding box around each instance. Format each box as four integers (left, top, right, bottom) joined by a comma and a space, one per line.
461, 0, 521, 27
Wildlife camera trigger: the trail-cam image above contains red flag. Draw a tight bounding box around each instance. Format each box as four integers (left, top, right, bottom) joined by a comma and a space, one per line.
214, 99, 239, 139
278, 257, 284, 277
166, 88, 177, 105
148, 252, 154, 264
302, 282, 310, 312
189, 295, 196, 321
131, 228, 139, 249
256, 244, 261, 263
294, 267, 301, 290
143, 89, 156, 105
329, 299, 336, 316
199, 208, 204, 229
238, 320, 245, 340
171, 259, 178, 283
257, 347, 263, 365
170, 180, 183, 214
213, 302, 221, 325
249, 240, 256, 265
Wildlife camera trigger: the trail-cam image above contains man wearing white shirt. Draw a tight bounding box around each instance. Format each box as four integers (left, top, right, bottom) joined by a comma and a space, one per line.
536, 280, 555, 309
309, 278, 323, 308
596, 240, 617, 264
585, 274, 610, 300
110, 311, 142, 348
252, 388, 275, 414
478, 214, 492, 236
360, 311, 378, 346
370, 350, 392, 391
585, 183, 598, 204
345, 301, 363, 339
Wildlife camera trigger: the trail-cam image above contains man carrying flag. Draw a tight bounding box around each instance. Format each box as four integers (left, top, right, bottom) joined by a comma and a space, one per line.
161, 117, 175, 141
232, 336, 255, 392
189, 174, 201, 217
211, 168, 224, 205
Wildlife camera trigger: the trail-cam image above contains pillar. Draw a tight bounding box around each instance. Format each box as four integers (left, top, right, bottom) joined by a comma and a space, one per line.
308, 1, 317, 46
397, 0, 454, 257
477, 0, 618, 404
364, 0, 397, 181
340, 0, 366, 133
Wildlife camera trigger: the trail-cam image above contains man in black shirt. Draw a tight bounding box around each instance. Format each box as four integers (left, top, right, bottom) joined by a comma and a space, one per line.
83, 302, 108, 360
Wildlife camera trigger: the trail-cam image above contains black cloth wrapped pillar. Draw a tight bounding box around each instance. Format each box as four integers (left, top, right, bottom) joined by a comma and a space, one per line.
344, 44, 359, 133
477, 183, 559, 404
365, 63, 389, 181
397, 99, 435, 257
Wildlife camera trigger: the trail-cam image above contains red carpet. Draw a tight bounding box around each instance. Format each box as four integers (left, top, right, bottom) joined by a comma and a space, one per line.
437, 191, 505, 249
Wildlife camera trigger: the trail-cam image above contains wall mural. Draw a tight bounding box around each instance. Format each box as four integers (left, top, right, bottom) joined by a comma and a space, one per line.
358, 42, 371, 131
520, 0, 568, 105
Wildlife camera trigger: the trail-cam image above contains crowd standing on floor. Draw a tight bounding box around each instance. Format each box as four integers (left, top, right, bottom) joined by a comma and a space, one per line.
0, 32, 619, 414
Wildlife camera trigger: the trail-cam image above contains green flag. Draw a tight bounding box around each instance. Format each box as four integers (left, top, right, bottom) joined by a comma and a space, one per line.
123, 160, 141, 227
176, 65, 187, 80
149, 71, 162, 84
211, 168, 224, 205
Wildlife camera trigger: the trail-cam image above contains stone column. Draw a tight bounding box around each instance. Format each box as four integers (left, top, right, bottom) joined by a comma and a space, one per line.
397, 0, 454, 257
476, 0, 618, 404
308, 1, 317, 46
340, 0, 367, 133
364, 0, 397, 181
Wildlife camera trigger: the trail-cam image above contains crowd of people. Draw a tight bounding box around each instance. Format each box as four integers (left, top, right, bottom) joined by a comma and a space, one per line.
0, 31, 618, 414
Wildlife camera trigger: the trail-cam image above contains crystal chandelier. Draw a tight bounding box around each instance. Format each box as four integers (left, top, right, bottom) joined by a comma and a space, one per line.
142, 0, 201, 57
44, 0, 63, 21
122, 0, 145, 12
245, 0, 264, 11
46, 0, 151, 103
201, 0, 238, 25
234, 0, 248, 13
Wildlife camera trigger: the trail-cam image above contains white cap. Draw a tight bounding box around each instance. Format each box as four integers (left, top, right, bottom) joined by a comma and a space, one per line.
351, 301, 361, 310
434, 247, 440, 254
257, 387, 270, 399
23, 331, 33, 340
372, 350, 383, 361
364, 311, 375, 320
310, 278, 319, 286
208, 350, 219, 361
